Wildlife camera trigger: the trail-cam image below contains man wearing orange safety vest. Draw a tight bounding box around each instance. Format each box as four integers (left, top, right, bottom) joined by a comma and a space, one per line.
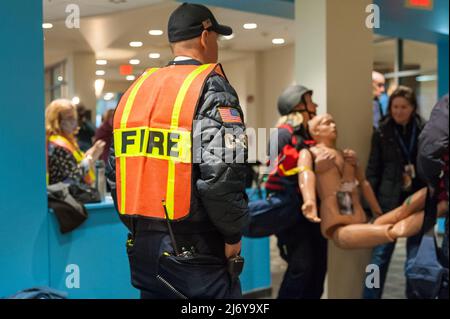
106, 3, 249, 299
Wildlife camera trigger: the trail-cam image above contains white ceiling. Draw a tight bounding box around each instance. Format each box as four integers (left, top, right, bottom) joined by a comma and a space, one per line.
43, 0, 166, 20
43, 0, 296, 80
43, 0, 437, 82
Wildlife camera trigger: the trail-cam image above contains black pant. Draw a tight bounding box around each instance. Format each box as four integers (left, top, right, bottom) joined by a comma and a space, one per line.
276, 218, 328, 299
126, 229, 242, 299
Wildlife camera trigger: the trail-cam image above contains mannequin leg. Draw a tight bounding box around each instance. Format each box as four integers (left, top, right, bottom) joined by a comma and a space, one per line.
332, 224, 395, 249
376, 200, 446, 238
374, 188, 427, 226
388, 211, 424, 239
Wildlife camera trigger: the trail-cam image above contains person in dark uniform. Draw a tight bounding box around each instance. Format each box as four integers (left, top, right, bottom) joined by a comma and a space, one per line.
417, 94, 449, 270
245, 85, 327, 299
106, 3, 248, 299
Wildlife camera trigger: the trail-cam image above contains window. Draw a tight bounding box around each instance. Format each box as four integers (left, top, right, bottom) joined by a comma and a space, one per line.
45, 61, 68, 106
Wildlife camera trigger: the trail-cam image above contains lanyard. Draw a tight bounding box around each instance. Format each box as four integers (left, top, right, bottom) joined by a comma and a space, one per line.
394, 120, 417, 164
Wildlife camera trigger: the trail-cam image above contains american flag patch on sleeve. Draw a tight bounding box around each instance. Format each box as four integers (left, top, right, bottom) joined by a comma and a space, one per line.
218, 107, 243, 124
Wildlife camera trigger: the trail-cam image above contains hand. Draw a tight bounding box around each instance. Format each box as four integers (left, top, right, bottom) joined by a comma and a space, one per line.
302, 199, 321, 223
225, 241, 241, 259
85, 140, 106, 163
314, 149, 335, 173
343, 149, 358, 167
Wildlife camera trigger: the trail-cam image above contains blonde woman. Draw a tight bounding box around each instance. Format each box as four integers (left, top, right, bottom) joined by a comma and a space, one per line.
46, 99, 105, 185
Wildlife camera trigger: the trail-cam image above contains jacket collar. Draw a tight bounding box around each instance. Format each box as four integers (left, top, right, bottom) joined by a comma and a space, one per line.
167, 57, 202, 66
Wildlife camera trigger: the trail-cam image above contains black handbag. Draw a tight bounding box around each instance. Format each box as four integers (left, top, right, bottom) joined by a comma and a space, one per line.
68, 181, 101, 204
48, 182, 88, 234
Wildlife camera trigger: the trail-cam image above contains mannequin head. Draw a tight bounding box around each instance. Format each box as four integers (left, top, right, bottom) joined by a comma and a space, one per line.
308, 113, 337, 145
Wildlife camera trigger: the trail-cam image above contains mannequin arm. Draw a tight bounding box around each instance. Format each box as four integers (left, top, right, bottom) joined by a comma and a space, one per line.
357, 166, 383, 217
343, 149, 382, 217
298, 149, 321, 223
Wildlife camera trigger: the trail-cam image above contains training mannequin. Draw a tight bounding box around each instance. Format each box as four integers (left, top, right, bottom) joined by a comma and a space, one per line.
298, 113, 448, 249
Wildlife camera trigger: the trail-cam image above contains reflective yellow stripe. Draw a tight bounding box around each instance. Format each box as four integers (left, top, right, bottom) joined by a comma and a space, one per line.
49, 135, 84, 162
279, 164, 300, 176
120, 155, 127, 214
48, 135, 94, 185
279, 164, 312, 176
120, 68, 159, 129
114, 127, 191, 163
166, 64, 212, 219
119, 68, 159, 213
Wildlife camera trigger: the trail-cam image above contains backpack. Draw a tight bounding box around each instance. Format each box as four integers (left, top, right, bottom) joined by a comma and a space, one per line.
405, 188, 449, 299
5, 286, 67, 299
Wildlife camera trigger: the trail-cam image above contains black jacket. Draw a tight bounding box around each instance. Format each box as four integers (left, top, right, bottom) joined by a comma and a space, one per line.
366, 115, 426, 212
106, 59, 249, 244
417, 94, 449, 190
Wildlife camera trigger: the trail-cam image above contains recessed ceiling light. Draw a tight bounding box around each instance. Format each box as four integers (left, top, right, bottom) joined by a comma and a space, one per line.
243, 23, 257, 30
42, 23, 53, 29
148, 53, 161, 59
96, 59, 108, 65
148, 30, 164, 36
104, 92, 115, 101
272, 38, 285, 45
71, 96, 80, 105
416, 75, 437, 82
57, 76, 63, 82
222, 34, 235, 40
129, 41, 143, 48
126, 75, 136, 81
94, 79, 105, 98
129, 59, 140, 65
96, 70, 106, 76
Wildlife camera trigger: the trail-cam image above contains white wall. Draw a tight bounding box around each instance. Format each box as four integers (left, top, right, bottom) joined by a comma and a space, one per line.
223, 44, 296, 130
259, 44, 296, 130
222, 44, 295, 163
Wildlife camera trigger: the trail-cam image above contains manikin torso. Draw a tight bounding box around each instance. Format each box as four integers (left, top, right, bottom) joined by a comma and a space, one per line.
309, 144, 367, 239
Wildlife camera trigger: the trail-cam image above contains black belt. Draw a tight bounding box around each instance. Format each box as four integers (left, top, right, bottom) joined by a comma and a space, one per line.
133, 217, 216, 234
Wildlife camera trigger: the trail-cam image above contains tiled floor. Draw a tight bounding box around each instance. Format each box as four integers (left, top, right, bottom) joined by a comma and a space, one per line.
269, 236, 410, 299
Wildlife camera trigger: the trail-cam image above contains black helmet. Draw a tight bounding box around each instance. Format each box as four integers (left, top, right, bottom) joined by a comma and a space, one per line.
277, 85, 313, 116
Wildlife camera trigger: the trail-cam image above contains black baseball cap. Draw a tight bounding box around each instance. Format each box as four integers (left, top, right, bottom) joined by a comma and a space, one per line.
278, 85, 313, 116
168, 3, 233, 43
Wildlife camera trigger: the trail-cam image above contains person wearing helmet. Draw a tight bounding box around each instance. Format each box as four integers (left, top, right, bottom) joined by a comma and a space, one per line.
244, 85, 327, 299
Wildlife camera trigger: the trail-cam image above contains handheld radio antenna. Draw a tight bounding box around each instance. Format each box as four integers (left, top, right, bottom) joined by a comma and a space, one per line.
162, 200, 180, 256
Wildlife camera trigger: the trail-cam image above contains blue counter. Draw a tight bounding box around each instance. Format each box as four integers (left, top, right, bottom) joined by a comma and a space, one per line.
47, 195, 270, 299
48, 197, 138, 299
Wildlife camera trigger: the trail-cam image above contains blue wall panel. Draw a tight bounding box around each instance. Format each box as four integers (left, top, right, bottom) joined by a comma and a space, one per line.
438, 40, 449, 98
0, 1, 48, 296
374, 0, 449, 43
48, 204, 139, 299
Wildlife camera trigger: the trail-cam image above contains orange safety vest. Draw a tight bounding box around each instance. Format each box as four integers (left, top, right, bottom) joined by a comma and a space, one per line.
113, 63, 225, 220
48, 135, 96, 185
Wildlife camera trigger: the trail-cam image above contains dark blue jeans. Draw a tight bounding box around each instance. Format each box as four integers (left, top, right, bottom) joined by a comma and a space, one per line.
244, 190, 327, 298
362, 234, 422, 299
128, 230, 241, 299
276, 219, 327, 299
442, 215, 449, 268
